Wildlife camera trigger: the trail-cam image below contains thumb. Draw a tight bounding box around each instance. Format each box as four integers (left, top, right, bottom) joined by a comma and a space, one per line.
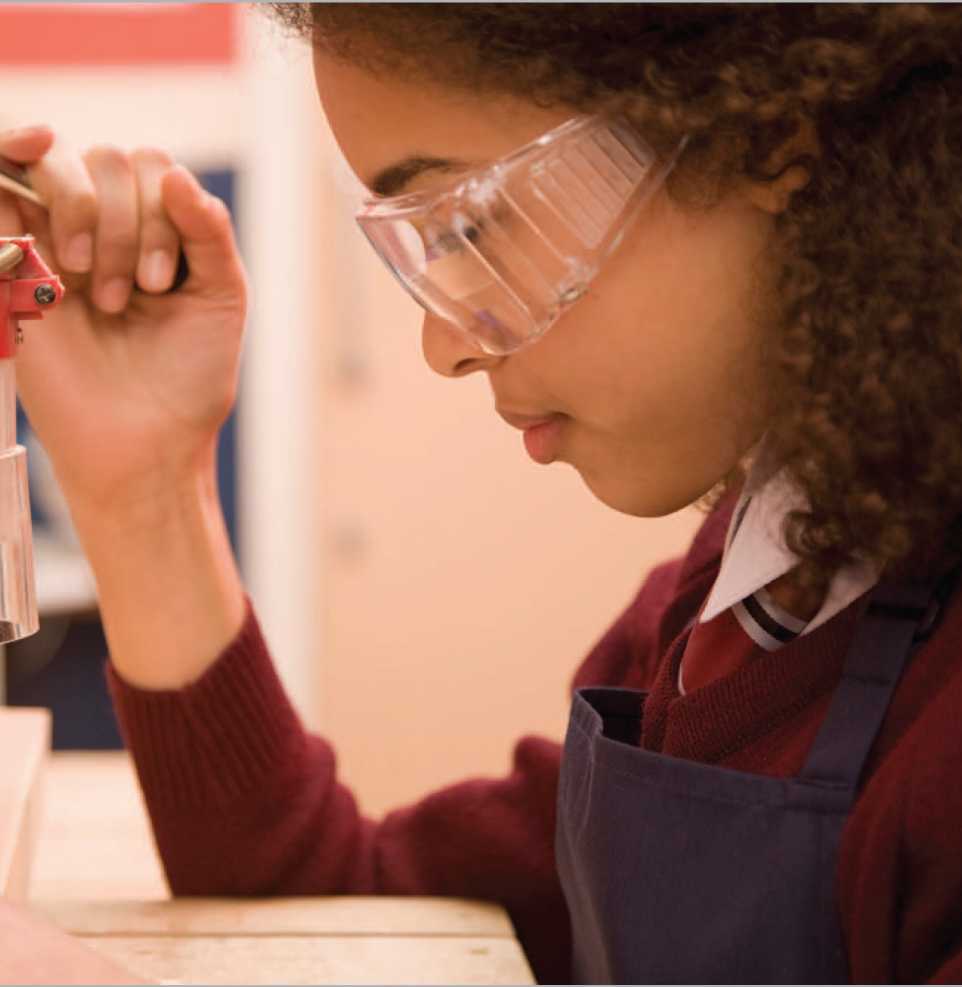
160, 164, 243, 295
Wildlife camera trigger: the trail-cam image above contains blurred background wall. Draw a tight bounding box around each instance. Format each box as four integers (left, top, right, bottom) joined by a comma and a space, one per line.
0, 3, 701, 818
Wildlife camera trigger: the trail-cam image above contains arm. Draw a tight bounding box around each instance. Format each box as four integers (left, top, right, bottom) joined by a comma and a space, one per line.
106, 593, 569, 984
72, 445, 246, 693
78, 462, 567, 983
97, 468, 688, 985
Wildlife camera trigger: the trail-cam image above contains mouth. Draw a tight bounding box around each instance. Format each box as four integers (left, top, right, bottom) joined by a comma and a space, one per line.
497, 409, 564, 431
496, 408, 568, 465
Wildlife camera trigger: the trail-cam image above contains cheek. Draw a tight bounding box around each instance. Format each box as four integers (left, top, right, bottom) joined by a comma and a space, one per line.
579, 197, 774, 419
507, 192, 775, 490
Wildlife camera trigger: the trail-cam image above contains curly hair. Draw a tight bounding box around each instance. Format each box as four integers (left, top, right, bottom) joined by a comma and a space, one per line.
264, 2, 962, 591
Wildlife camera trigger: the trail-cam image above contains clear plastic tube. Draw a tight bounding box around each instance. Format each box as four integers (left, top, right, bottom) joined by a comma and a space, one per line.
0, 360, 36, 642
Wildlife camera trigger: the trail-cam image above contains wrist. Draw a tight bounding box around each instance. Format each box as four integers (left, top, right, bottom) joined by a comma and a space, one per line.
65, 446, 219, 547
59, 451, 247, 691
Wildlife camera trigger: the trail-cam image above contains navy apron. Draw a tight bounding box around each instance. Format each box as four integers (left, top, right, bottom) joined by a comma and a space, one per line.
555, 572, 953, 984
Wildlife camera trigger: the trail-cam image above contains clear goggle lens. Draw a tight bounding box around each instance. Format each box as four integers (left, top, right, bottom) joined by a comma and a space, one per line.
357, 117, 688, 355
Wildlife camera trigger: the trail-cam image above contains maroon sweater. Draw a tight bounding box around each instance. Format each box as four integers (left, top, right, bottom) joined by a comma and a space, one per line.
107, 496, 962, 984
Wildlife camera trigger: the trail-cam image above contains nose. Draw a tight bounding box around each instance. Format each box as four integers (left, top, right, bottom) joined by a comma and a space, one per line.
421, 313, 504, 378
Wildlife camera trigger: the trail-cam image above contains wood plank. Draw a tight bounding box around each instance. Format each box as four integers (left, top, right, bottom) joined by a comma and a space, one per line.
38, 896, 515, 938
79, 934, 534, 985
32, 752, 537, 984
0, 707, 50, 901
30, 751, 166, 900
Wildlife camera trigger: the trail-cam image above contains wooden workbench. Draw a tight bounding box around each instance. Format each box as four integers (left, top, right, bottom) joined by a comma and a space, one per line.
0, 708, 49, 901
27, 750, 536, 985
29, 751, 167, 901
36, 896, 532, 985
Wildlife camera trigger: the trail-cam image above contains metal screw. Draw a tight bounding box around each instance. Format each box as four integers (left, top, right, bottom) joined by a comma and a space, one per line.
34, 283, 56, 305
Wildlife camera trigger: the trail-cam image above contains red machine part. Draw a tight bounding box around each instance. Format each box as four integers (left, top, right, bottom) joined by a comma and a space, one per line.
0, 235, 65, 358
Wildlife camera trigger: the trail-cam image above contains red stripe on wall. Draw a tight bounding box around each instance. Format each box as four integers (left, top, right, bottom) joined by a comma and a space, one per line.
0, 3, 236, 67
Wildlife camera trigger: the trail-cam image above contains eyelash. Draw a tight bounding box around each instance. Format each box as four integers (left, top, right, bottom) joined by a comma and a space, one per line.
428, 200, 514, 256
429, 222, 482, 256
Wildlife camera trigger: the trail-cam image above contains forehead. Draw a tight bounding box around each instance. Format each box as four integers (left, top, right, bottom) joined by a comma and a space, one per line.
312, 49, 574, 192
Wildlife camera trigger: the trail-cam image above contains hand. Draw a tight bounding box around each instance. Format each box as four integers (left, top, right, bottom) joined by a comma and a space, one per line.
0, 125, 248, 521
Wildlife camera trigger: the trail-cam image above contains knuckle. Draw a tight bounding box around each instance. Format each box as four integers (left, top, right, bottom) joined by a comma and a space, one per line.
206, 194, 226, 217
103, 229, 140, 255
84, 142, 132, 174
51, 188, 98, 230
131, 145, 174, 169
141, 221, 178, 251
208, 195, 233, 226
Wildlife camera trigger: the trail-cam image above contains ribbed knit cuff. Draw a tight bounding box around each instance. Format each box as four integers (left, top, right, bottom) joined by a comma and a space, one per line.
104, 595, 308, 810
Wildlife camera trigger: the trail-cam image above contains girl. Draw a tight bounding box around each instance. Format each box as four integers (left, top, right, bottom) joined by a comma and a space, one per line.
2, 3, 961, 982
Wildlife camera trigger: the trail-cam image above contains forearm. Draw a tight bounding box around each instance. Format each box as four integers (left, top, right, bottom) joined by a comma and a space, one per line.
67, 451, 247, 691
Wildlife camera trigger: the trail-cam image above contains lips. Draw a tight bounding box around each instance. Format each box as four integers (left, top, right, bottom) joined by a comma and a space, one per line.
497, 409, 563, 431
496, 408, 568, 464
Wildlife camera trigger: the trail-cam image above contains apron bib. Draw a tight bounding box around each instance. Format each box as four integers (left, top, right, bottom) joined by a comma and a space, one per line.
555, 574, 947, 984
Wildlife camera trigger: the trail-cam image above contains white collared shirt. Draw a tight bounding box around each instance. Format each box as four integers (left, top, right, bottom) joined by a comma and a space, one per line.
680, 438, 878, 651
701, 466, 879, 640
678, 449, 879, 694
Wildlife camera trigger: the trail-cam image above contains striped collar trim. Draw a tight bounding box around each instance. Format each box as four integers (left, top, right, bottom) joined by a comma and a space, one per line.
699, 462, 878, 644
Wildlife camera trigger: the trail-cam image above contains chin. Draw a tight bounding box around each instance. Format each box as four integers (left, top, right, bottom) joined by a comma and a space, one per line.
574, 463, 716, 519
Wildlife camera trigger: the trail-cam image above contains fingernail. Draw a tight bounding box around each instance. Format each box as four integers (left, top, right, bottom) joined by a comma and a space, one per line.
63, 232, 93, 272
100, 277, 130, 313
141, 250, 173, 292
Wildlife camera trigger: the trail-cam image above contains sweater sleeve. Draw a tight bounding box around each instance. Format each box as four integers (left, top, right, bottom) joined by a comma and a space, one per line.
105, 558, 690, 985
106, 598, 567, 982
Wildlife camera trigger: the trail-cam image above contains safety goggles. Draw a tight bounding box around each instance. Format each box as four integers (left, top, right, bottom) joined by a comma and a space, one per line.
356, 116, 689, 355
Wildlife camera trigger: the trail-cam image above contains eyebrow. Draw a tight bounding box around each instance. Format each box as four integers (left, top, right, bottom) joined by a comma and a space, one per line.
367, 155, 472, 198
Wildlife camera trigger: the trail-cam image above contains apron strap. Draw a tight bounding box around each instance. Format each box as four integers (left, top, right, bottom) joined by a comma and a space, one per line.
799, 567, 956, 789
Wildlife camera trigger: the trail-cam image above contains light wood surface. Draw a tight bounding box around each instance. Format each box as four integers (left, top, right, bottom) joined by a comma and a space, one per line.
37, 898, 531, 986
0, 707, 50, 901
38, 896, 515, 938
30, 751, 166, 901
30, 752, 536, 984
56, 932, 529, 985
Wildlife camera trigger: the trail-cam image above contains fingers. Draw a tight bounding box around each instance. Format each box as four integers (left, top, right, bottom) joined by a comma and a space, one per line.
83, 144, 140, 313
161, 165, 243, 294
0, 125, 55, 165
21, 141, 98, 276
0, 128, 242, 309
131, 147, 180, 294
